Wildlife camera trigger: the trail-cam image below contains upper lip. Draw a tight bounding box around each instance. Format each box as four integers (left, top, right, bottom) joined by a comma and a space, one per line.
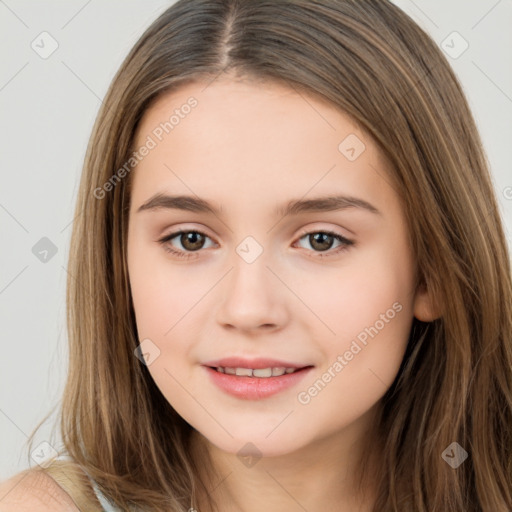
202, 357, 312, 370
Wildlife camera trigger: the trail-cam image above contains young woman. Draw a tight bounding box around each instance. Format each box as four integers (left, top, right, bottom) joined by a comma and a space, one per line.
1, 0, 511, 511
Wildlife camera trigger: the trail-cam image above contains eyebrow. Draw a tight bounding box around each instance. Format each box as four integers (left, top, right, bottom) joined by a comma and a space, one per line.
136, 193, 381, 217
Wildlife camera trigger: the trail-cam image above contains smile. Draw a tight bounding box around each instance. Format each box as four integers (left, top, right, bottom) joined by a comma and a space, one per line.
204, 365, 314, 400
213, 366, 299, 377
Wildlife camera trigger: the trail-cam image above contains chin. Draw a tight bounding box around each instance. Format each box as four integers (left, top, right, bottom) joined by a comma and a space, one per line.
204, 430, 305, 459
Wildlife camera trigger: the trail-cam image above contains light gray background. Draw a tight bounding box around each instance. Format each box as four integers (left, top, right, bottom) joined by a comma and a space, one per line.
1, 0, 511, 480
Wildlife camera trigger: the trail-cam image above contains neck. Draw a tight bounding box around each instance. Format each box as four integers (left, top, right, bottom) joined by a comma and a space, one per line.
189, 405, 383, 512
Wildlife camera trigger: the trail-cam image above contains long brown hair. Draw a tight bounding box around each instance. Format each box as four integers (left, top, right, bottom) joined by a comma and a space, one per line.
23, 0, 512, 510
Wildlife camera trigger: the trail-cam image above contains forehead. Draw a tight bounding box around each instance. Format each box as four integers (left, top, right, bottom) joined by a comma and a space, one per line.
130, 79, 394, 216
135, 78, 352, 145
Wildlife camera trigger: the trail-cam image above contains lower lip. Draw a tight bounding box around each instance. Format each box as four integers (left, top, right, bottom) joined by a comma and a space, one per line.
203, 366, 314, 400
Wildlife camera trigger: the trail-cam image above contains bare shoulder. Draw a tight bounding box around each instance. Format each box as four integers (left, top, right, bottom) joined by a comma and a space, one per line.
0, 470, 80, 512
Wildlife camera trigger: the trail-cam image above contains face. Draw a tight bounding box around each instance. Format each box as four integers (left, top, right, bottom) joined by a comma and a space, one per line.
126, 78, 433, 458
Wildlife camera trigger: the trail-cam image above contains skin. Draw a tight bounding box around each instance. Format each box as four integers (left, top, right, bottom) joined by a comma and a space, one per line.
126, 77, 436, 512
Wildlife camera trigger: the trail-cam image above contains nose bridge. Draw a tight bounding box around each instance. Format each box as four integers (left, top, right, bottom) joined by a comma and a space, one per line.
232, 241, 270, 290
216, 235, 286, 330
230, 237, 273, 305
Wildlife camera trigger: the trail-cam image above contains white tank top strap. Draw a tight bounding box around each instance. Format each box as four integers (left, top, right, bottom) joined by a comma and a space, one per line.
53, 454, 120, 511
88, 478, 120, 512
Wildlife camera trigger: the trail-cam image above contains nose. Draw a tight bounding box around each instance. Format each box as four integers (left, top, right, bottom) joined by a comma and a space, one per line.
215, 253, 288, 333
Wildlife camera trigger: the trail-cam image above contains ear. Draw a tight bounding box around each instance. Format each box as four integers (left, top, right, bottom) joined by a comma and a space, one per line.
413, 280, 441, 322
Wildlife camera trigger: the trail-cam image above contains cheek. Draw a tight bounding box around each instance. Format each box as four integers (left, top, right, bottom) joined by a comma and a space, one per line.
127, 242, 203, 413
306, 243, 415, 413
127, 236, 207, 339
305, 239, 415, 344
127, 240, 219, 399
293, 294, 413, 441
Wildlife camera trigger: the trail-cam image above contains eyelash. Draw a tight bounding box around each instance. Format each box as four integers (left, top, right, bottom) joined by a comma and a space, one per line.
157, 228, 354, 260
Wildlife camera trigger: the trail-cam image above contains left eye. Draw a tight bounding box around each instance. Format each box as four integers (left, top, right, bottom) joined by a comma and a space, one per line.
294, 230, 354, 256
158, 229, 354, 259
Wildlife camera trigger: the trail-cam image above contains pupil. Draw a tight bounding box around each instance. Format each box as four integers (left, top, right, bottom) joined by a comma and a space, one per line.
311, 233, 333, 251
183, 232, 204, 251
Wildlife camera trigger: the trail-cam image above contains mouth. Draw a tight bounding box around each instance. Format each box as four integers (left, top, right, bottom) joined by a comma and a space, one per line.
207, 365, 312, 378
202, 364, 315, 400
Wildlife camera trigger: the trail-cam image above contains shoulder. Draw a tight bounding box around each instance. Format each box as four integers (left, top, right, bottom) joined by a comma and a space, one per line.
0, 469, 80, 512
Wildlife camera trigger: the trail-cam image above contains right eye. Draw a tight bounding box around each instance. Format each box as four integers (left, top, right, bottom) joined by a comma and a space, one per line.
158, 230, 216, 259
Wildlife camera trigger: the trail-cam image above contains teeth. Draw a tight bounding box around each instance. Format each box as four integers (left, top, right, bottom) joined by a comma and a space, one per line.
216, 366, 299, 378
235, 367, 253, 377
253, 368, 273, 377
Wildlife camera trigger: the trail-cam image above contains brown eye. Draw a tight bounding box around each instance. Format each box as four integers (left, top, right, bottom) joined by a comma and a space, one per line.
308, 232, 336, 251
295, 230, 353, 256
158, 230, 215, 259
179, 231, 206, 251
